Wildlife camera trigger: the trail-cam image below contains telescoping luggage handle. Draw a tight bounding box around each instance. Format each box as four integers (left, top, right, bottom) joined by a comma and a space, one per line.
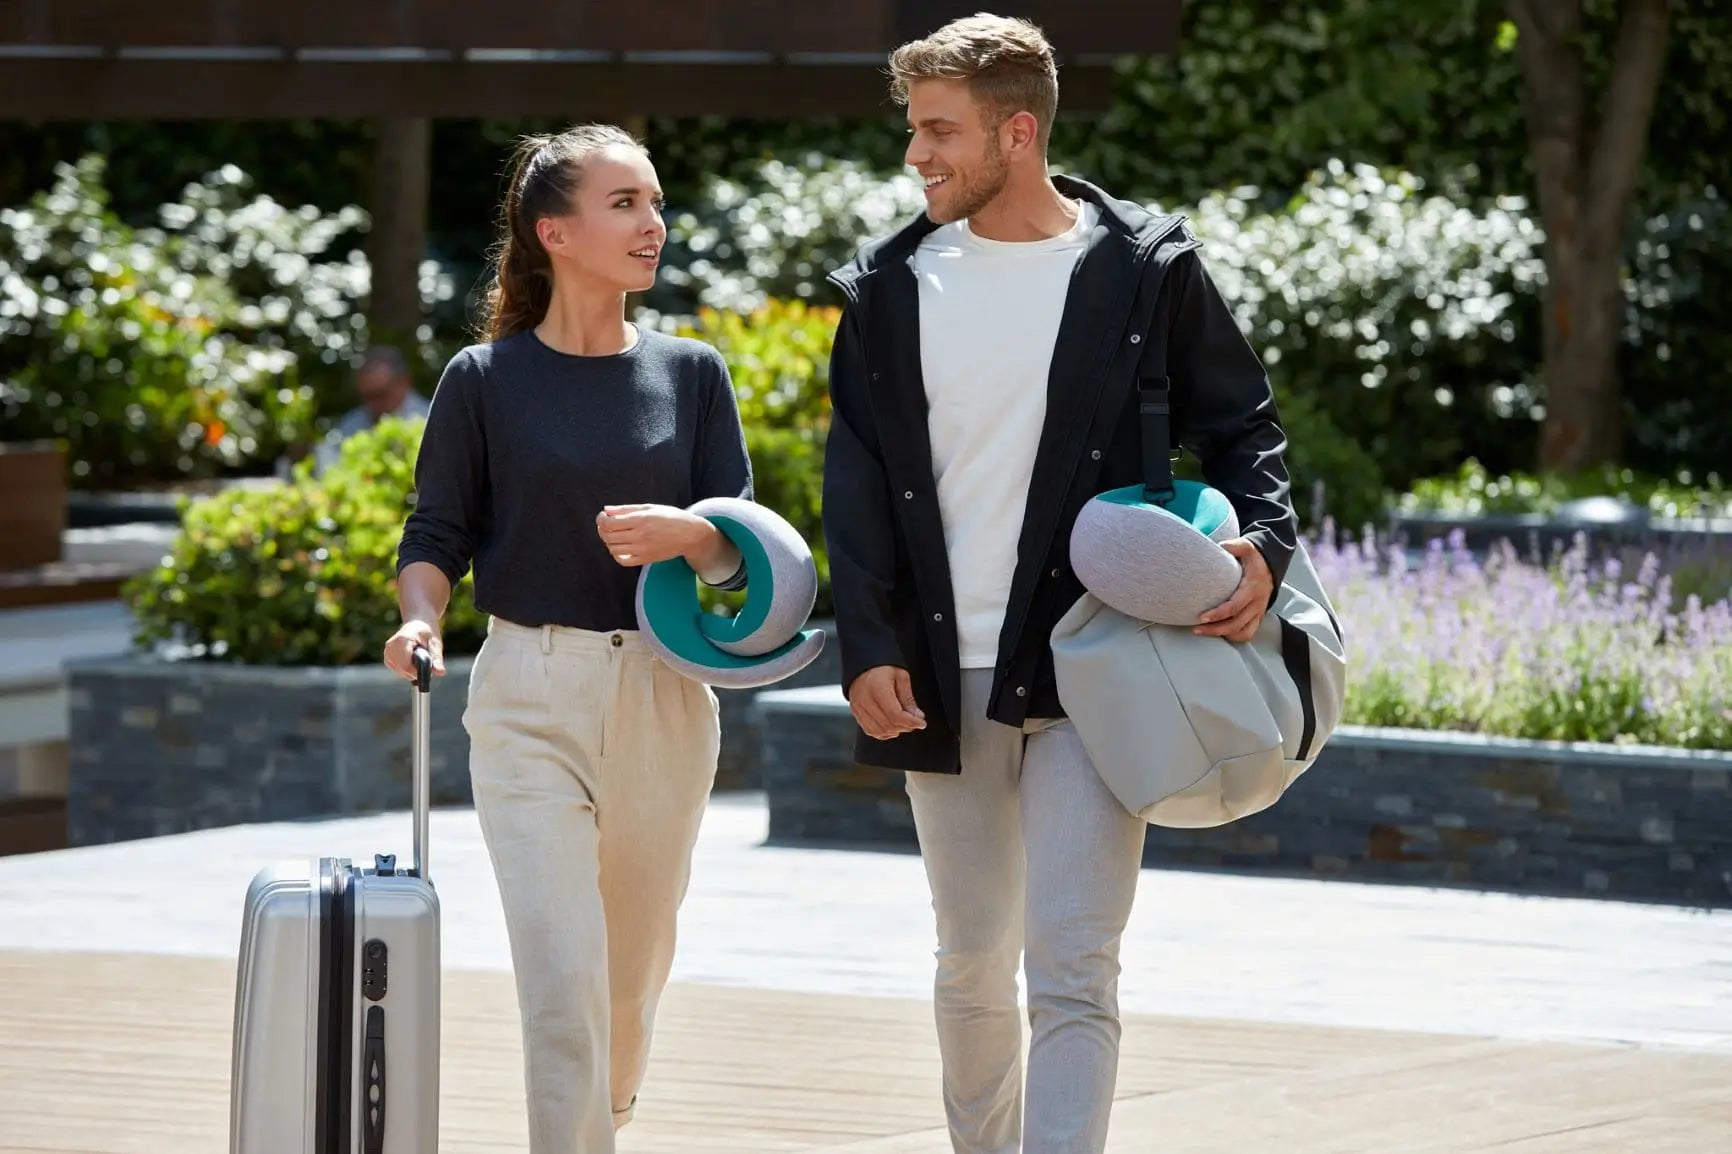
409, 646, 433, 882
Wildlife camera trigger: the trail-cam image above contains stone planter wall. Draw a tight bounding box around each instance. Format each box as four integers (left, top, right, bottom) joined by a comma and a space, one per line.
61, 614, 839, 845
1147, 727, 1732, 905
66, 655, 474, 847
756, 686, 916, 848
65, 476, 286, 529
1390, 510, 1732, 560
754, 686, 1732, 907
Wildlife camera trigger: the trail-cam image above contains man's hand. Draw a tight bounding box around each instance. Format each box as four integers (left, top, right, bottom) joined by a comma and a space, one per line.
596, 504, 710, 567
1195, 539, 1276, 642
849, 665, 926, 741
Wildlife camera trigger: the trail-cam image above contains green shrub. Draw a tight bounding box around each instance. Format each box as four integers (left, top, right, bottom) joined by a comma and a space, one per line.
1269, 390, 1389, 533
1170, 387, 1388, 535
1398, 458, 1732, 519
0, 157, 316, 487
151, 159, 457, 412
1159, 162, 1542, 495
674, 300, 837, 615
655, 159, 926, 313
124, 417, 487, 666
0, 155, 456, 488
656, 158, 1554, 501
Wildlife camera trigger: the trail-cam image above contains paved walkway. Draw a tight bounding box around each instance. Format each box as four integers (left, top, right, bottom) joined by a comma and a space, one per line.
4, 793, 1732, 1151
2, 792, 1729, 1053
6, 950, 1730, 1154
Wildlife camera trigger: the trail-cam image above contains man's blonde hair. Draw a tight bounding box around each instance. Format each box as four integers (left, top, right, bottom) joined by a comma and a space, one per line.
888, 13, 1059, 148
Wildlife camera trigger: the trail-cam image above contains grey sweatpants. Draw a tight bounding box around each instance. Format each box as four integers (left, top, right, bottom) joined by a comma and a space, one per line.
903, 668, 1148, 1154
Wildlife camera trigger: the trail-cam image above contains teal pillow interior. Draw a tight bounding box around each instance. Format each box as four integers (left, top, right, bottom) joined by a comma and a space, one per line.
1095, 479, 1234, 539
639, 513, 810, 669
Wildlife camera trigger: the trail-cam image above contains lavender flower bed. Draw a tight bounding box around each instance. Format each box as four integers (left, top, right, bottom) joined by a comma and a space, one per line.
1318, 530, 1732, 751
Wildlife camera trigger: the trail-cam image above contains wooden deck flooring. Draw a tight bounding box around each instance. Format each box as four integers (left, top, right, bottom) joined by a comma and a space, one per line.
2, 950, 1728, 1153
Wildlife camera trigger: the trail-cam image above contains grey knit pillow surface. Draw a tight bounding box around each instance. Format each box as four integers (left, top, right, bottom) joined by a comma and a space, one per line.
1068, 480, 1243, 626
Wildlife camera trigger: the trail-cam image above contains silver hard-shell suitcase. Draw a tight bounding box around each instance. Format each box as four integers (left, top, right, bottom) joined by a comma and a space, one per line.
230, 648, 441, 1154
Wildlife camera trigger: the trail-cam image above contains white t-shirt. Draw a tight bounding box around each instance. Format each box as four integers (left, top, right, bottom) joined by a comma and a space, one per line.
913, 199, 1098, 669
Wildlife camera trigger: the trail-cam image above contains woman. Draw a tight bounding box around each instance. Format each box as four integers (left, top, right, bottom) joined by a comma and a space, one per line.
384, 124, 751, 1152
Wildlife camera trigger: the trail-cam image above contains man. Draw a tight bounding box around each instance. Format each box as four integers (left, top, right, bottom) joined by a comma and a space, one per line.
306, 345, 432, 473
820, 13, 1297, 1153
332, 346, 430, 441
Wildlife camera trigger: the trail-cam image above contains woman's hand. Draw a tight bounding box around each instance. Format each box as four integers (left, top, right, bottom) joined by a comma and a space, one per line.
384, 619, 443, 681
387, 563, 451, 679
597, 504, 725, 570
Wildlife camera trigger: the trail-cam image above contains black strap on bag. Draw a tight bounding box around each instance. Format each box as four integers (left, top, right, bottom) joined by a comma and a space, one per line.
1139, 382, 1176, 506
1133, 288, 1331, 759
1133, 318, 1180, 507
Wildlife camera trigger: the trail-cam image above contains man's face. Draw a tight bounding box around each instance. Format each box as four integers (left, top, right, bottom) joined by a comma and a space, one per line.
356, 363, 409, 417
903, 78, 1010, 225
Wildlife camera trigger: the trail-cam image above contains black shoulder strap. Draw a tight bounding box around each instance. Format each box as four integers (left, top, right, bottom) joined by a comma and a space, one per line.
1135, 312, 1176, 506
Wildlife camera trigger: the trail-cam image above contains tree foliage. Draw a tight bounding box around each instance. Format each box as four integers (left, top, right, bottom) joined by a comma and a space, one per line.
2, 0, 1728, 480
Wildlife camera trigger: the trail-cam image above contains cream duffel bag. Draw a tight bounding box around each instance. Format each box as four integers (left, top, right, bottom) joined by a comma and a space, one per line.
1051, 360, 1348, 829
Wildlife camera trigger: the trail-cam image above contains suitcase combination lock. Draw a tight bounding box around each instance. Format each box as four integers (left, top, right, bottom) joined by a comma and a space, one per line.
361, 938, 389, 1001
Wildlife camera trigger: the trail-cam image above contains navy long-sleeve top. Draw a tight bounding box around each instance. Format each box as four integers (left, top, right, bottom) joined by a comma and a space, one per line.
396, 326, 753, 631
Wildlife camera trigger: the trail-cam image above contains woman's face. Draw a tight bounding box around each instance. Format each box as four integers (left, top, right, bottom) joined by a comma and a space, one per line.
536, 145, 667, 295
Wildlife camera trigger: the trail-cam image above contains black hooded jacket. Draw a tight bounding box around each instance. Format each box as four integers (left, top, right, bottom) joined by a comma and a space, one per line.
821, 175, 1298, 774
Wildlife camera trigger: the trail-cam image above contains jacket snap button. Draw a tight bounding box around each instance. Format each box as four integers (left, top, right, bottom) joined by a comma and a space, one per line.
933, 612, 943, 622
904, 490, 914, 500
1130, 334, 1142, 344
1090, 449, 1102, 460
1015, 686, 1027, 697
1051, 568, 1061, 578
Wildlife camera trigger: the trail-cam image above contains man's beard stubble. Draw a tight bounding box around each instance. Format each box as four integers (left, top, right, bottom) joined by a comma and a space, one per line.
931, 136, 1009, 225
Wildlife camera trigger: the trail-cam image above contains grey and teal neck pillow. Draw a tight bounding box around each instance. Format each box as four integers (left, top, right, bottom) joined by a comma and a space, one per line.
636, 497, 826, 688
1068, 479, 1243, 626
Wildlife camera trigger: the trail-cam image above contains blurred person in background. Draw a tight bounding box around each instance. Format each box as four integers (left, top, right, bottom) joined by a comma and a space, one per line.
305, 346, 431, 473
333, 346, 430, 440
